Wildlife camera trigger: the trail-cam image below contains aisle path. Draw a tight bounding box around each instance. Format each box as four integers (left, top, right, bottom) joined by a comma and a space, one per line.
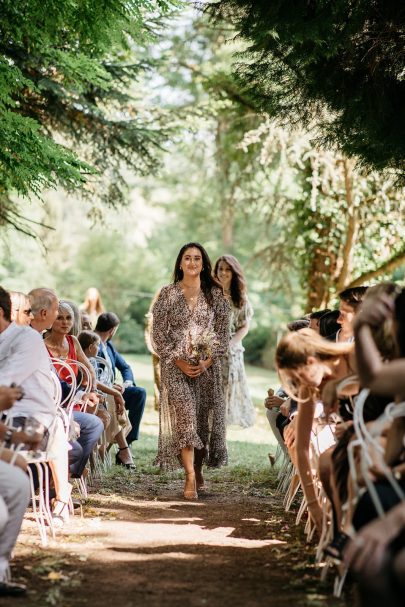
9, 476, 345, 607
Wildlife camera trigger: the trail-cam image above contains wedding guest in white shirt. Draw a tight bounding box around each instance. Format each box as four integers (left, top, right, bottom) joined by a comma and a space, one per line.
0, 287, 56, 430
0, 386, 40, 597
27, 287, 74, 522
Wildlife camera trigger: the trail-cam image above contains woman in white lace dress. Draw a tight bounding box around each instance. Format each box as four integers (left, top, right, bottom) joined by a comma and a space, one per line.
214, 255, 255, 428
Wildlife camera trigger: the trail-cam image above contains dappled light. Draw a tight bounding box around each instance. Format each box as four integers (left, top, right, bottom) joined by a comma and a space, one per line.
1, 2, 403, 607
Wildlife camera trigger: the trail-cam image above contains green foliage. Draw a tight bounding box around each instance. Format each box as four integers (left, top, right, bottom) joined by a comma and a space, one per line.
114, 318, 148, 354
0, 0, 179, 232
2, 7, 404, 366
242, 327, 268, 366
209, 1, 405, 176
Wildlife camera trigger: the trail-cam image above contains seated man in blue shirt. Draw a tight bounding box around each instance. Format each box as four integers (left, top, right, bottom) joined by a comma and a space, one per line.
95, 313, 146, 452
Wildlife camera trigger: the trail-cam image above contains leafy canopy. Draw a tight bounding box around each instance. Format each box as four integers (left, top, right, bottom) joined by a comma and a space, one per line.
209, 0, 405, 176
0, 0, 178, 231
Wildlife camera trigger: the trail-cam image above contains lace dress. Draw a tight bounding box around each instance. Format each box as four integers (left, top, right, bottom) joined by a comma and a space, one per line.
222, 299, 255, 428
151, 283, 230, 470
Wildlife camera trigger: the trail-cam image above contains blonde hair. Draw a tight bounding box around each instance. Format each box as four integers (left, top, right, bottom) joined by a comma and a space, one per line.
276, 328, 353, 370
10, 291, 30, 325
82, 287, 105, 316
275, 328, 354, 401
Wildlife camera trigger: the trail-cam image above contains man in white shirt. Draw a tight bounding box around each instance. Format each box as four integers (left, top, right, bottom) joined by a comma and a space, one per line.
0, 287, 56, 432
29, 288, 104, 480
28, 287, 59, 335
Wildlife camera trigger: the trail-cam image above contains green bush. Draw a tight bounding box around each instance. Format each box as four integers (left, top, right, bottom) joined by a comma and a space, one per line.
243, 327, 269, 366
114, 317, 148, 354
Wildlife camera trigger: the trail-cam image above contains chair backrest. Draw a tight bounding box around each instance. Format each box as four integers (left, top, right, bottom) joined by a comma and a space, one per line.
49, 357, 77, 408
348, 388, 405, 517
93, 355, 114, 386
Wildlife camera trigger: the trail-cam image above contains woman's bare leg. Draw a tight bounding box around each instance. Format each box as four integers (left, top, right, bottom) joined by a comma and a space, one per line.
114, 430, 134, 464
181, 446, 197, 499
194, 447, 206, 490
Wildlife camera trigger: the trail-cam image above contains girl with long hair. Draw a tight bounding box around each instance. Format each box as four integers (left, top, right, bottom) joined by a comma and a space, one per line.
151, 242, 230, 499
80, 287, 105, 329
276, 329, 355, 533
214, 255, 255, 427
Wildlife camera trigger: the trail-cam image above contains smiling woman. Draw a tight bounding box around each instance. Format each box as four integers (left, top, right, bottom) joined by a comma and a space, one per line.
151, 242, 230, 500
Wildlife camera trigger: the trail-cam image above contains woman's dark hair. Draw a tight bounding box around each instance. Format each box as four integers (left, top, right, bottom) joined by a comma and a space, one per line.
319, 310, 340, 341
95, 312, 120, 332
0, 286, 12, 322
213, 254, 247, 309
287, 319, 309, 332
173, 242, 221, 306
78, 330, 100, 352
338, 286, 368, 311
309, 308, 331, 321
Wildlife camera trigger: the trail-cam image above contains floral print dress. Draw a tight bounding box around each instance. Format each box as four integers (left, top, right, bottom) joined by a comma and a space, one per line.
222, 299, 255, 428
151, 283, 230, 470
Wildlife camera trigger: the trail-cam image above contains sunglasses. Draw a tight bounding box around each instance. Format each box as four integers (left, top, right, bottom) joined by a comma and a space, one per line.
15, 308, 32, 316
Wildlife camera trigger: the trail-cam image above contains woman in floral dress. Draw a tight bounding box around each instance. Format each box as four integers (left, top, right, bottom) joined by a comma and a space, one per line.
152, 242, 230, 499
214, 255, 255, 428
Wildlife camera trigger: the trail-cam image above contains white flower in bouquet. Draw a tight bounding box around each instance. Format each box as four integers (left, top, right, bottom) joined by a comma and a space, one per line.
187, 324, 219, 363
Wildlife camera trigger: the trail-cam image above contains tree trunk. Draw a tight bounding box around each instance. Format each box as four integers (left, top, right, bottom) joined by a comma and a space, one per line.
335, 158, 358, 291
305, 215, 338, 312
215, 118, 235, 252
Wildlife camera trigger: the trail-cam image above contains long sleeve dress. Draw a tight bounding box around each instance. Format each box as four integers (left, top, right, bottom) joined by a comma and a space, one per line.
222, 299, 255, 428
151, 283, 230, 470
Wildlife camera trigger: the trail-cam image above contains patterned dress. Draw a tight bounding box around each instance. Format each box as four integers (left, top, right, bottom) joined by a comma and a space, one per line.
151, 283, 230, 470
222, 299, 255, 428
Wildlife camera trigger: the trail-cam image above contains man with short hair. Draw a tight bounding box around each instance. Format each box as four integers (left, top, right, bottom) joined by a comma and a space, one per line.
29, 288, 103, 479
95, 312, 146, 450
0, 287, 55, 596
337, 286, 368, 342
28, 288, 59, 333
0, 287, 56, 430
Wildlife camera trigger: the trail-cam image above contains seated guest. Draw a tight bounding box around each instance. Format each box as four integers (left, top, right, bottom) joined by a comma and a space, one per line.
95, 313, 146, 458
10, 291, 33, 326
275, 329, 355, 534
0, 286, 56, 435
43, 301, 104, 479
28, 288, 72, 519
265, 319, 305, 461
0, 385, 43, 596
308, 309, 331, 332
344, 501, 405, 607
319, 310, 340, 341
336, 286, 368, 343
64, 299, 82, 337
77, 325, 136, 469
80, 312, 93, 331
77, 329, 123, 428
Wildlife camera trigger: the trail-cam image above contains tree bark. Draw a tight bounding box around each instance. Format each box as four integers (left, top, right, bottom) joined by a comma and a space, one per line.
335, 158, 358, 291
215, 118, 235, 252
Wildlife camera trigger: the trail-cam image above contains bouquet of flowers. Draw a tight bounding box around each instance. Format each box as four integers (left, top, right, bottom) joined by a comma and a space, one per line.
187, 325, 219, 364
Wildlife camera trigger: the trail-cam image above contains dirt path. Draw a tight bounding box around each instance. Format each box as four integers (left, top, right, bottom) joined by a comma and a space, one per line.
6, 469, 349, 607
